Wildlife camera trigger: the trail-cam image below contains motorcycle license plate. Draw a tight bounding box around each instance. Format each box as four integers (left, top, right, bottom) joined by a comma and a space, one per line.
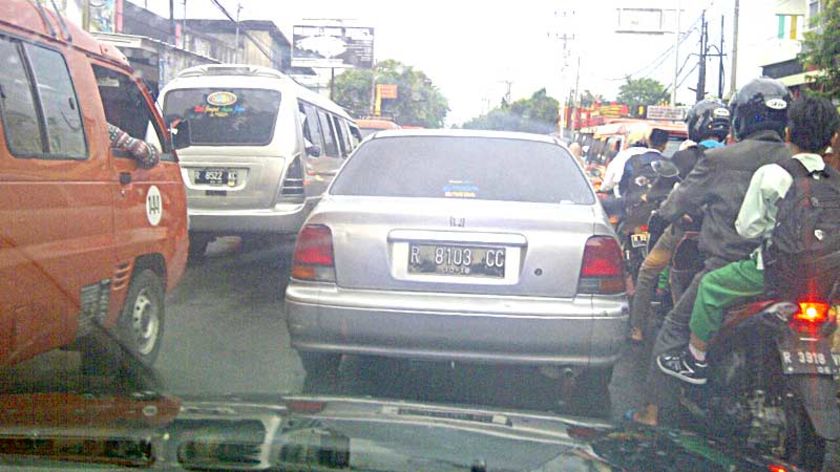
779, 338, 840, 376
630, 232, 649, 248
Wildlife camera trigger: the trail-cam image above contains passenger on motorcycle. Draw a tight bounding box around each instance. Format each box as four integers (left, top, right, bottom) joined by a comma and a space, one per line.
601, 124, 651, 197
629, 78, 792, 427
657, 96, 840, 385
629, 99, 730, 343
618, 127, 670, 208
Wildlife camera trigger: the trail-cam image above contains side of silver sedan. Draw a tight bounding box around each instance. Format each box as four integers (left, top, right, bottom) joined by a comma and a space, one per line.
285, 129, 629, 393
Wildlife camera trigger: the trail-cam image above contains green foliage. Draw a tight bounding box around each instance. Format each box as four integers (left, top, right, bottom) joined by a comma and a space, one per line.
462, 88, 559, 133
799, 0, 840, 98
616, 77, 669, 109
331, 59, 449, 128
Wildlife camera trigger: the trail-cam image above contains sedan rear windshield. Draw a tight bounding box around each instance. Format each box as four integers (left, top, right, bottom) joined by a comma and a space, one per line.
163, 88, 281, 146
330, 136, 594, 204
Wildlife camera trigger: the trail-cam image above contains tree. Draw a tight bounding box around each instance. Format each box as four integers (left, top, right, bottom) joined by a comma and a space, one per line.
799, 0, 840, 98
462, 88, 559, 133
616, 77, 669, 110
331, 59, 449, 128
579, 89, 607, 107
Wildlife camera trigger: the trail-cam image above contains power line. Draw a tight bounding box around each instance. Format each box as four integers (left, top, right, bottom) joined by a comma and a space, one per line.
208, 0, 275, 63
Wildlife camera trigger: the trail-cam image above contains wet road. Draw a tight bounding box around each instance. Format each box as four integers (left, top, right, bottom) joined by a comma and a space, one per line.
156, 238, 649, 422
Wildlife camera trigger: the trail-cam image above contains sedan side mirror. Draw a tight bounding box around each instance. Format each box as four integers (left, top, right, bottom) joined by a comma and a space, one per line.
306, 145, 322, 158
171, 120, 191, 150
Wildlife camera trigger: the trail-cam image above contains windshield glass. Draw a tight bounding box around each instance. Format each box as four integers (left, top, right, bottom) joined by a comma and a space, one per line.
162, 88, 281, 146
331, 136, 594, 204
2, 0, 837, 470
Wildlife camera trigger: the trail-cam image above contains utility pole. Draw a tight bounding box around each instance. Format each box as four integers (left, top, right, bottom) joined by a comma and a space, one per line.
233, 3, 242, 62
719, 15, 725, 98
696, 10, 708, 102
169, 0, 176, 45
672, 0, 681, 105
181, 0, 187, 49
730, 0, 740, 96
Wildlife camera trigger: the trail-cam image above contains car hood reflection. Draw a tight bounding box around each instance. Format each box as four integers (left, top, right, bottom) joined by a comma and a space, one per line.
0, 393, 801, 471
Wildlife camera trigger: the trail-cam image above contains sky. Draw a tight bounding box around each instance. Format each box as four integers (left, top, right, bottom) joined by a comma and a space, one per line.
130, 0, 800, 125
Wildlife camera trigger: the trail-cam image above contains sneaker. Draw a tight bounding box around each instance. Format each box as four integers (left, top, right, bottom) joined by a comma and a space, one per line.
657, 349, 708, 385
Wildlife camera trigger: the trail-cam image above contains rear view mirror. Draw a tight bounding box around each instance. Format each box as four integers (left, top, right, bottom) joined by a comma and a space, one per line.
306, 145, 322, 157
171, 120, 191, 150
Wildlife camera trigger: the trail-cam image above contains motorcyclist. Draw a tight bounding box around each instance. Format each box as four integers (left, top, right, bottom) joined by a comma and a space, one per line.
629, 78, 792, 426
600, 124, 651, 197
657, 96, 840, 384
618, 127, 669, 208
628, 99, 730, 342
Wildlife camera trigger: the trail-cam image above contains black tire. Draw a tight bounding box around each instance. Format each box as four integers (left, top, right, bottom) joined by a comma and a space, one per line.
188, 233, 212, 262
570, 367, 613, 418
116, 269, 165, 366
299, 351, 341, 393
782, 395, 827, 471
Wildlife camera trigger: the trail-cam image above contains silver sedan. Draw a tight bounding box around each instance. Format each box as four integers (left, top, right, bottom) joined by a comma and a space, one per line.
285, 129, 629, 393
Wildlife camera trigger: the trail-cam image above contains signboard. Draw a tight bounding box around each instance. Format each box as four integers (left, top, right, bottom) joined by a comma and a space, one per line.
292, 24, 374, 69
646, 105, 688, 121
616, 7, 678, 35
377, 84, 398, 99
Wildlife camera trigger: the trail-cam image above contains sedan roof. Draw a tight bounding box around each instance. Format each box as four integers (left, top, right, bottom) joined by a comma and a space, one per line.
369, 128, 563, 145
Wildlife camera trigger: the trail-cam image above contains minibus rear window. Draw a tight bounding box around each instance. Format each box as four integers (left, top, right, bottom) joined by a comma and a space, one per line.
163, 88, 281, 146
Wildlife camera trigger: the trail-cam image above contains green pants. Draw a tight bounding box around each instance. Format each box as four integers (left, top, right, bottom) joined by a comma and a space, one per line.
689, 258, 765, 343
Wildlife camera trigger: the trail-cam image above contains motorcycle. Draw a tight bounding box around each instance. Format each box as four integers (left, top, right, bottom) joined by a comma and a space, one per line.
665, 231, 840, 471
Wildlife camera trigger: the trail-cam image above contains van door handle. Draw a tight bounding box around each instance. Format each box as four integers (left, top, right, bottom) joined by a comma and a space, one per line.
119, 172, 132, 185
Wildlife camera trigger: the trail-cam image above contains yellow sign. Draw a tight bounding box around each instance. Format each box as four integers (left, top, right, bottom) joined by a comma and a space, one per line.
377, 84, 398, 99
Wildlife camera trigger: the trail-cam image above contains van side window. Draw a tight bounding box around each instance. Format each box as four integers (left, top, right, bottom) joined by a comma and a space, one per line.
317, 110, 339, 157
333, 115, 351, 157
0, 37, 44, 155
349, 124, 362, 147
92, 65, 166, 157
299, 101, 324, 151
23, 44, 87, 159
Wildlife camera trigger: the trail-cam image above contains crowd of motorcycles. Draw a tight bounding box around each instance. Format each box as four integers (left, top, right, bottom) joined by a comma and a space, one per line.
587, 110, 840, 470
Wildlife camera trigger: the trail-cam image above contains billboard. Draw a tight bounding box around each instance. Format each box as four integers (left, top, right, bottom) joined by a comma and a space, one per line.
292, 25, 374, 69
646, 105, 688, 121
616, 7, 678, 34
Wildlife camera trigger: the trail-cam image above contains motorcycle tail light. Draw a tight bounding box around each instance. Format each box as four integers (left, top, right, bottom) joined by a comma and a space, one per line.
767, 465, 789, 472
635, 224, 649, 233
793, 301, 830, 324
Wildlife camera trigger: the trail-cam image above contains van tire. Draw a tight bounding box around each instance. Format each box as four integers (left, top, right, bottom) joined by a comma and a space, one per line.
188, 233, 212, 262
117, 269, 165, 365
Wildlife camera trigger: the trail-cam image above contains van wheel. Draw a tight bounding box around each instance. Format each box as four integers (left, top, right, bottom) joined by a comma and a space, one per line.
117, 270, 165, 365
188, 233, 212, 262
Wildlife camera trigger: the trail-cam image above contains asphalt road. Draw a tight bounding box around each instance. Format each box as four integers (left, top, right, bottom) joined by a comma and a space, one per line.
154, 237, 650, 422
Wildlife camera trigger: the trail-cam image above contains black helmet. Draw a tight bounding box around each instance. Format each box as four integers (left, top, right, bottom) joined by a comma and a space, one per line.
729, 77, 791, 141
686, 98, 731, 142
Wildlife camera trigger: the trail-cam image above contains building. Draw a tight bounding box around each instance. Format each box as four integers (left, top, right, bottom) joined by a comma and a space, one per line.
184, 19, 291, 72
760, 0, 828, 96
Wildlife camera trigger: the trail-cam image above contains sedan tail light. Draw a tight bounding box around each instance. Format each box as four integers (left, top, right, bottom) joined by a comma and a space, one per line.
578, 236, 625, 295
291, 224, 336, 282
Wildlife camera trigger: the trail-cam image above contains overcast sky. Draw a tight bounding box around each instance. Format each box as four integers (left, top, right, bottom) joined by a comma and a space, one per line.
132, 0, 795, 125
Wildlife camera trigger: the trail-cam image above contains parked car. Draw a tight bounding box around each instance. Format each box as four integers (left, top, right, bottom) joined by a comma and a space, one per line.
159, 65, 361, 257
0, 0, 189, 365
285, 129, 629, 396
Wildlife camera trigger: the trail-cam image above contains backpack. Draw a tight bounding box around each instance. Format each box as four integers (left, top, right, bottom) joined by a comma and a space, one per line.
764, 159, 840, 297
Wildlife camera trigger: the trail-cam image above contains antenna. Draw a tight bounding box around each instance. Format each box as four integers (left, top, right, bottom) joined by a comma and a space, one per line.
49, 0, 72, 42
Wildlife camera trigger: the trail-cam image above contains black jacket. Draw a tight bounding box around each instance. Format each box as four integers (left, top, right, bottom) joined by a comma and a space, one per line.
658, 130, 791, 262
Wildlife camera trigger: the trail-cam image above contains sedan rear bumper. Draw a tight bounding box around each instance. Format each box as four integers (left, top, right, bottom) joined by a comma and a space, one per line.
188, 200, 313, 234
285, 283, 629, 367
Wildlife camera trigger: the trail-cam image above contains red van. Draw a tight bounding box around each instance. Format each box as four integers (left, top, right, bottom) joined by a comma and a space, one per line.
0, 1, 188, 366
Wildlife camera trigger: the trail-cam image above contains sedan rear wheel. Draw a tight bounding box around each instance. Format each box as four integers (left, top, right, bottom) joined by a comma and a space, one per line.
299, 351, 341, 393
